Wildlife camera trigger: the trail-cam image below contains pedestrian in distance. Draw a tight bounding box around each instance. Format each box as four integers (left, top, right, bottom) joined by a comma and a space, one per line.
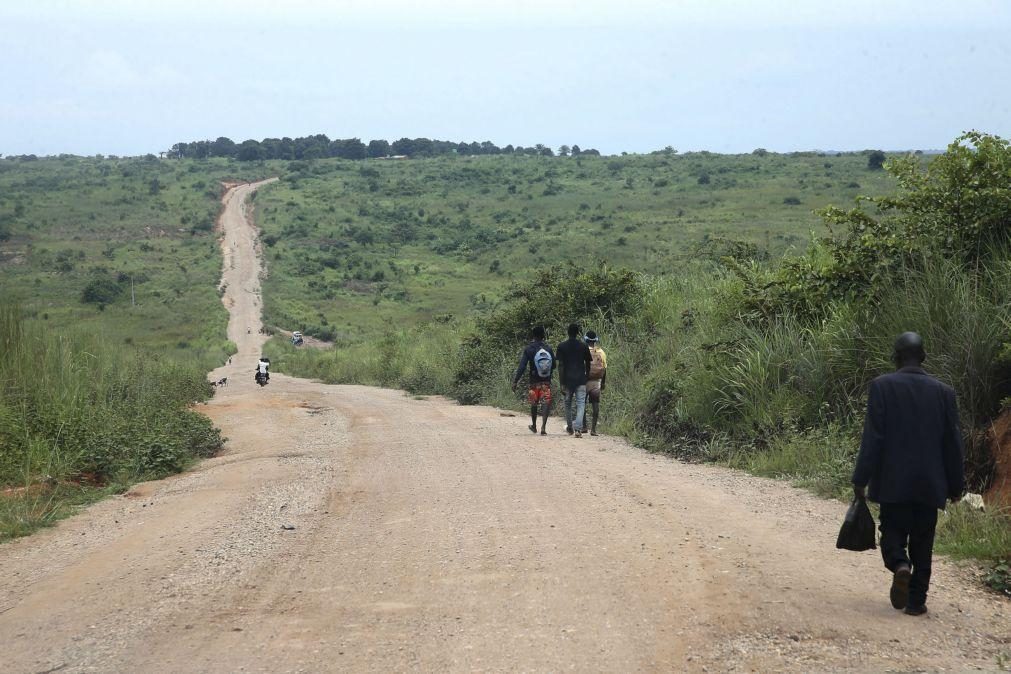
852, 332, 965, 616
556, 323, 592, 438
582, 330, 607, 436
511, 326, 556, 435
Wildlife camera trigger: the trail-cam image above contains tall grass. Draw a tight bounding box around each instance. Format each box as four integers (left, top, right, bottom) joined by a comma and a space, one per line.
859, 255, 1011, 474
0, 303, 222, 541
935, 502, 1011, 561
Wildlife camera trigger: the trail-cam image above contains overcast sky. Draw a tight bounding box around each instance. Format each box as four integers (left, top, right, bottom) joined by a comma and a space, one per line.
1, 0, 1009, 156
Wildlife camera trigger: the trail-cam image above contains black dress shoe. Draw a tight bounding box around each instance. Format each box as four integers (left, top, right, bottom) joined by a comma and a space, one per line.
904, 604, 928, 616
890, 565, 911, 609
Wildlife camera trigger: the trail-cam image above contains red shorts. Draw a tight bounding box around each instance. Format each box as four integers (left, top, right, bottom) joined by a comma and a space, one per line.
528, 382, 552, 406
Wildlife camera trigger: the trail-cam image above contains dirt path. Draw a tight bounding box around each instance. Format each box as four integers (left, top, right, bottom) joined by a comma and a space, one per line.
0, 184, 1007, 673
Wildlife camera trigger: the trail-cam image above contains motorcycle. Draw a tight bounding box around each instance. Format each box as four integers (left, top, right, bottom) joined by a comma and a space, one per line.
254, 371, 269, 387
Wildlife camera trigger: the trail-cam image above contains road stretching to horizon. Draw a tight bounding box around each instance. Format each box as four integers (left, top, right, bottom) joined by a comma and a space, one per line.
0, 180, 1006, 673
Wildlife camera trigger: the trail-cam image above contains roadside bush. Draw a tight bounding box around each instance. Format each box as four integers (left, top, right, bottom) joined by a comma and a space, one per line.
0, 303, 221, 491
454, 263, 641, 404
751, 132, 1011, 319
983, 559, 1011, 597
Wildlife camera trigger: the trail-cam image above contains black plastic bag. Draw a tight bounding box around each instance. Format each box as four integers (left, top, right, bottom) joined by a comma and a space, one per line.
836, 496, 876, 551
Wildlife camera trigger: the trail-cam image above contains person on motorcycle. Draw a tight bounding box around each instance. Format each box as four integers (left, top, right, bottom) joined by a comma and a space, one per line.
255, 357, 270, 384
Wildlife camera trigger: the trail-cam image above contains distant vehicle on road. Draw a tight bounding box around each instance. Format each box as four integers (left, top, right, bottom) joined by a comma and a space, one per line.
291, 331, 304, 346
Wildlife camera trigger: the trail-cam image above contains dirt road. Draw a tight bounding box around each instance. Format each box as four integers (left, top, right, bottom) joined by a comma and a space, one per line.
1, 183, 1006, 673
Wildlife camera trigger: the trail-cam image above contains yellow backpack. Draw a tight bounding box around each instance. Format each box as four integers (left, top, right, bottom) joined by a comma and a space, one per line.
588, 347, 605, 380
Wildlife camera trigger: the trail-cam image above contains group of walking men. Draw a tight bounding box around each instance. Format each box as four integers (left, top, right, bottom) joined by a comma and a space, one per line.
511, 323, 607, 438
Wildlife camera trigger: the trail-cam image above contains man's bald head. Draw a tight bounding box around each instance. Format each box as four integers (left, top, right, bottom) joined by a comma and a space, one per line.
892, 332, 926, 368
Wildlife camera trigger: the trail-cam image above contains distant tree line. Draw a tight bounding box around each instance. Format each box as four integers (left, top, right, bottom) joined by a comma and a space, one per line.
166, 135, 601, 161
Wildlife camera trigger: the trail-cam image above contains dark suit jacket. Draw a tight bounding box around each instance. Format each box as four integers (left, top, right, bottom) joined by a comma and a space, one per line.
852, 366, 965, 509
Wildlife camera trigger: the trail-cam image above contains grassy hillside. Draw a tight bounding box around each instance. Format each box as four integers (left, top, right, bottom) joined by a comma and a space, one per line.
264, 135, 1011, 591
0, 155, 276, 369
253, 151, 897, 340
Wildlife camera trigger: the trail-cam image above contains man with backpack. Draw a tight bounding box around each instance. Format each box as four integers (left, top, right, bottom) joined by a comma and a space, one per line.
582, 330, 607, 436
511, 326, 556, 435
556, 323, 592, 438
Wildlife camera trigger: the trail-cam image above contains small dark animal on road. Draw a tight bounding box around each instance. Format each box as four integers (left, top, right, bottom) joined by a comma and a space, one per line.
210, 377, 228, 387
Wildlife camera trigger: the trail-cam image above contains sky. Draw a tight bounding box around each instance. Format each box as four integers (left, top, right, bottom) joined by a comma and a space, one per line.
1, 0, 1009, 156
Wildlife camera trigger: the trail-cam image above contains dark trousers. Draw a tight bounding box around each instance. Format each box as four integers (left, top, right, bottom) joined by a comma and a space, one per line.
878, 502, 938, 608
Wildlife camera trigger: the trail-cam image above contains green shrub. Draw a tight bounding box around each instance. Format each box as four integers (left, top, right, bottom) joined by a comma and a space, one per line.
81, 274, 124, 304
0, 303, 221, 496
984, 560, 1011, 597
753, 132, 1011, 319
454, 263, 641, 404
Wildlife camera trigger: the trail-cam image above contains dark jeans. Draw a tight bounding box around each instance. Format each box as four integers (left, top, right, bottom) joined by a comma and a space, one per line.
878, 502, 938, 608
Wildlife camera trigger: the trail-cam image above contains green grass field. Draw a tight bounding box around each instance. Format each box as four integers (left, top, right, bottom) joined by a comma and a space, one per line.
0, 155, 276, 369
253, 151, 897, 341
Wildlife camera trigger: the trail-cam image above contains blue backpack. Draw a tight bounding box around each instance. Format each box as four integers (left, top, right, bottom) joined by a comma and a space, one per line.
533, 347, 553, 378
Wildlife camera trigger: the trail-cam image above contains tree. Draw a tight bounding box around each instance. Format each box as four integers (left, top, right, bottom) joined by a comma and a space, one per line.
867, 150, 886, 170
391, 137, 414, 156
558, 145, 570, 157
570, 144, 581, 156
190, 140, 211, 159
237, 139, 265, 161
211, 136, 236, 157
332, 138, 367, 160
411, 138, 435, 156
168, 142, 189, 159
367, 139, 390, 158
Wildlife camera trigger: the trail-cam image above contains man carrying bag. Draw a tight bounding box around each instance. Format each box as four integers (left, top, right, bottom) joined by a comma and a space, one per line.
836, 493, 876, 552
851, 332, 965, 616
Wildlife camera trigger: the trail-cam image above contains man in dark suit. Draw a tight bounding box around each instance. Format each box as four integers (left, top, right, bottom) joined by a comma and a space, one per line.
852, 332, 965, 616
